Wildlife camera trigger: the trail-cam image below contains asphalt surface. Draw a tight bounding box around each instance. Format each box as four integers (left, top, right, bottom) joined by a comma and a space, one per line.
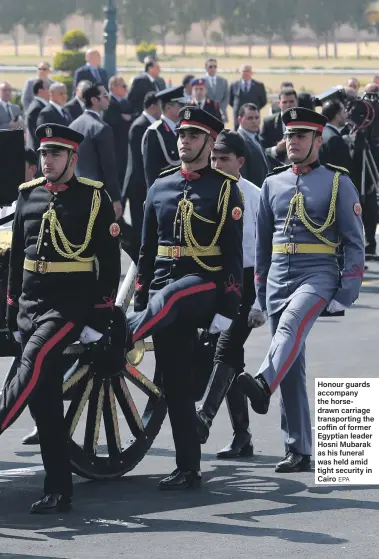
0, 260, 379, 559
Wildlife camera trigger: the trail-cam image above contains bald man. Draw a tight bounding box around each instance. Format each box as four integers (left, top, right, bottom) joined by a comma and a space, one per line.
72, 49, 108, 97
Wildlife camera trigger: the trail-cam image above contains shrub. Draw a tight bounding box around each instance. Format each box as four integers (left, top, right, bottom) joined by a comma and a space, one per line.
136, 41, 157, 63
62, 29, 89, 52
53, 51, 86, 75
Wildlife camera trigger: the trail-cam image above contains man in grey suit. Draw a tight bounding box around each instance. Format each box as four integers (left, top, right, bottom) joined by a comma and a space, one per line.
203, 58, 229, 123
21, 61, 54, 111
0, 82, 22, 130
237, 103, 269, 188
69, 83, 122, 220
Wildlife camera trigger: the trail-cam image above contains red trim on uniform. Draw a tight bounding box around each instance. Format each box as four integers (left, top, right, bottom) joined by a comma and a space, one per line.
344, 265, 364, 279
95, 295, 115, 309
40, 137, 79, 150
181, 120, 218, 139
6, 288, 17, 307
254, 272, 265, 284
270, 298, 325, 393
132, 281, 217, 343
224, 275, 242, 297
286, 121, 324, 133
1, 321, 75, 432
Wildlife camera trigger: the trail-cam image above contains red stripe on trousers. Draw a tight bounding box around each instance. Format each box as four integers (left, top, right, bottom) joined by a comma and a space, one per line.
132, 281, 217, 343
270, 299, 325, 393
1, 322, 75, 431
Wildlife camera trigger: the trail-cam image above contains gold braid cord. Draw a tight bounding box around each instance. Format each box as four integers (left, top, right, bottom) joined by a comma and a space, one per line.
283, 171, 341, 248
36, 190, 101, 261
176, 179, 231, 272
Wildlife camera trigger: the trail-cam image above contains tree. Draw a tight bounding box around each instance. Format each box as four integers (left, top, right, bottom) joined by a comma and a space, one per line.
344, 0, 372, 58
150, 0, 175, 55
0, 1, 26, 55
218, 0, 241, 55
172, 1, 196, 55
249, 0, 284, 59
190, 0, 218, 53
75, 0, 105, 21
303, 2, 336, 58
121, 0, 154, 45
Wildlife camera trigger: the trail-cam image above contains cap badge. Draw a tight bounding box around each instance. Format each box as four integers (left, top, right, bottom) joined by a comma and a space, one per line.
184, 108, 191, 120
45, 126, 53, 137
290, 109, 297, 120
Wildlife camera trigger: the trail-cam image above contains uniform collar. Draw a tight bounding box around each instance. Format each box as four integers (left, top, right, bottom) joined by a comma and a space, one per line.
44, 175, 77, 193
180, 165, 210, 181
291, 159, 320, 175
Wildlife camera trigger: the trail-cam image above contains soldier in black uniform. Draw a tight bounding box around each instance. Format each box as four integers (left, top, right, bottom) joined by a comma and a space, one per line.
142, 86, 185, 189
1, 124, 120, 513
189, 78, 223, 121
126, 107, 244, 489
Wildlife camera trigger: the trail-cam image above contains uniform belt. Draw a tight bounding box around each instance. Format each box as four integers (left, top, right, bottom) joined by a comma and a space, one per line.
272, 243, 336, 254
157, 245, 221, 258
24, 258, 94, 274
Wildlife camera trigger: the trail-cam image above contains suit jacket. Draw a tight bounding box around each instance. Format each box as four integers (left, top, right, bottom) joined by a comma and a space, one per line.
229, 79, 267, 129
260, 112, 287, 165
21, 77, 54, 111
238, 127, 269, 188
65, 97, 84, 121
188, 99, 222, 121
69, 111, 121, 203
203, 75, 229, 122
128, 74, 165, 115
103, 95, 134, 183
320, 123, 352, 173
0, 102, 22, 130
122, 113, 151, 202
72, 65, 109, 97
36, 103, 72, 127
142, 118, 180, 188
25, 98, 46, 151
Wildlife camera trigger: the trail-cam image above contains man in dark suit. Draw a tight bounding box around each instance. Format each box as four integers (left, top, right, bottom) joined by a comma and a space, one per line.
320, 100, 352, 172
237, 103, 269, 188
260, 88, 298, 166
72, 49, 109, 97
65, 80, 90, 122
122, 92, 161, 260
103, 75, 135, 184
188, 78, 222, 121
142, 86, 184, 189
37, 83, 72, 127
230, 65, 267, 130
69, 83, 122, 220
128, 59, 165, 116
25, 79, 50, 151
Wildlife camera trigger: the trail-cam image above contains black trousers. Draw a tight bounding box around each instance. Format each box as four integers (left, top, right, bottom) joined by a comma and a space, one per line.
0, 318, 83, 496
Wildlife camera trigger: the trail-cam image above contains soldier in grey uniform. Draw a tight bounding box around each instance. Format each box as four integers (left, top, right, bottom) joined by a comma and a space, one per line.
238, 107, 365, 473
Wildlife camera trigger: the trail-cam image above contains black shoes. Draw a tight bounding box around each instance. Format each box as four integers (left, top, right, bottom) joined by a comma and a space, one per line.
275, 452, 311, 473
158, 469, 202, 490
22, 427, 39, 445
30, 494, 72, 514
196, 410, 212, 445
216, 432, 254, 459
238, 373, 271, 414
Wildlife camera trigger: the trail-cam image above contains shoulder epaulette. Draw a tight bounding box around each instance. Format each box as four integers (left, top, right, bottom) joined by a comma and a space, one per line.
19, 177, 46, 191
267, 164, 291, 177
325, 163, 350, 175
77, 177, 103, 188
149, 119, 163, 130
214, 168, 238, 181
159, 166, 181, 177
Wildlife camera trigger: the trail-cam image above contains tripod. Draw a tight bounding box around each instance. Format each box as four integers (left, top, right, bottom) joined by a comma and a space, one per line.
358, 137, 379, 261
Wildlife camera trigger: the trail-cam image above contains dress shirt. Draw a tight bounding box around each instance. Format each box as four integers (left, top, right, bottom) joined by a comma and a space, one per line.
240, 79, 252, 92
34, 96, 49, 107
87, 63, 101, 81
111, 93, 126, 103
142, 111, 156, 125
240, 127, 267, 162
85, 109, 101, 119
162, 116, 177, 134
1, 100, 15, 120
50, 101, 69, 121
145, 72, 159, 91
237, 175, 260, 268
207, 74, 217, 89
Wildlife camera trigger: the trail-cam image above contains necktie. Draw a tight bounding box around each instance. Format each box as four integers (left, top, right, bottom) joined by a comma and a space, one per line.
6, 103, 14, 121
62, 108, 70, 123
92, 67, 101, 82
244, 81, 248, 93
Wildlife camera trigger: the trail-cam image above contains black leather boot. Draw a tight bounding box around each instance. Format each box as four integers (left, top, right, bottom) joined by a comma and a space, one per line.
216, 379, 254, 459
275, 452, 311, 473
30, 494, 72, 514
238, 372, 271, 414
196, 363, 235, 444
22, 426, 40, 445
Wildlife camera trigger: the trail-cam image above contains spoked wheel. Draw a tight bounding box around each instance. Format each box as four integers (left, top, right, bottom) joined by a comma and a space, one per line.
63, 260, 167, 480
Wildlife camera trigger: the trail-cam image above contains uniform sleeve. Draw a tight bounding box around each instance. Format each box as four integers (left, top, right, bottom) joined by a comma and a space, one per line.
142, 129, 162, 190
87, 190, 121, 333
217, 181, 244, 320
134, 185, 158, 312
254, 180, 274, 313
6, 194, 25, 332
333, 174, 365, 307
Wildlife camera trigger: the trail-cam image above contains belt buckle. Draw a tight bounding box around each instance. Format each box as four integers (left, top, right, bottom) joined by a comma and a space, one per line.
286, 243, 298, 254
36, 260, 48, 274
171, 246, 181, 258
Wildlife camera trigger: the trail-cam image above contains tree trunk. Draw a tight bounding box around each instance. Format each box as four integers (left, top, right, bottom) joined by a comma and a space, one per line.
11, 27, 19, 56
223, 36, 228, 56
355, 28, 361, 58
332, 27, 338, 58
161, 33, 166, 56
287, 42, 293, 59
248, 34, 253, 57
200, 20, 208, 53
39, 29, 45, 57
324, 34, 329, 59
267, 38, 272, 59
59, 19, 67, 37
181, 34, 187, 56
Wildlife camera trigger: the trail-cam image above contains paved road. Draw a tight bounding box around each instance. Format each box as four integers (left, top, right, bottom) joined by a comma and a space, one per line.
0, 261, 379, 559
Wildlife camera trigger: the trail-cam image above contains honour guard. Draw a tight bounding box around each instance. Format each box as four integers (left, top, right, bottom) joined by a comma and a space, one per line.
1, 124, 121, 513
142, 86, 185, 189
237, 108, 365, 472
127, 107, 244, 489
189, 78, 223, 121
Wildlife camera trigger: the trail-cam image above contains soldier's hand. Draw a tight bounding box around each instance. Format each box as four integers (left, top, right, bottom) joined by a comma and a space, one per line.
113, 201, 123, 221
12, 331, 22, 343
248, 307, 267, 328
209, 313, 232, 334
276, 139, 287, 154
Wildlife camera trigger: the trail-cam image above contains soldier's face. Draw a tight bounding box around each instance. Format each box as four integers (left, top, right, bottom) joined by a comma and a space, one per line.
193, 86, 207, 101
178, 130, 210, 161
211, 150, 243, 178
286, 131, 322, 162
41, 149, 77, 181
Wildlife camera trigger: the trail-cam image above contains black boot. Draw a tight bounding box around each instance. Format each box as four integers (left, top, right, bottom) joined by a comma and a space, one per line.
30, 494, 72, 514
216, 379, 253, 459
238, 372, 271, 414
22, 426, 40, 445
196, 363, 235, 444
275, 452, 311, 473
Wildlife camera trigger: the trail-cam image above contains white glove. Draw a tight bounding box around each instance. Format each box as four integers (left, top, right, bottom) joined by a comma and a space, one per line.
326, 299, 346, 314
12, 331, 21, 343
248, 307, 267, 328
79, 326, 103, 345
208, 313, 232, 334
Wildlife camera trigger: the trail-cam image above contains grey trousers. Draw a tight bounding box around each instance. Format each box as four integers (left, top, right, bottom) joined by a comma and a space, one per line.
257, 292, 327, 455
